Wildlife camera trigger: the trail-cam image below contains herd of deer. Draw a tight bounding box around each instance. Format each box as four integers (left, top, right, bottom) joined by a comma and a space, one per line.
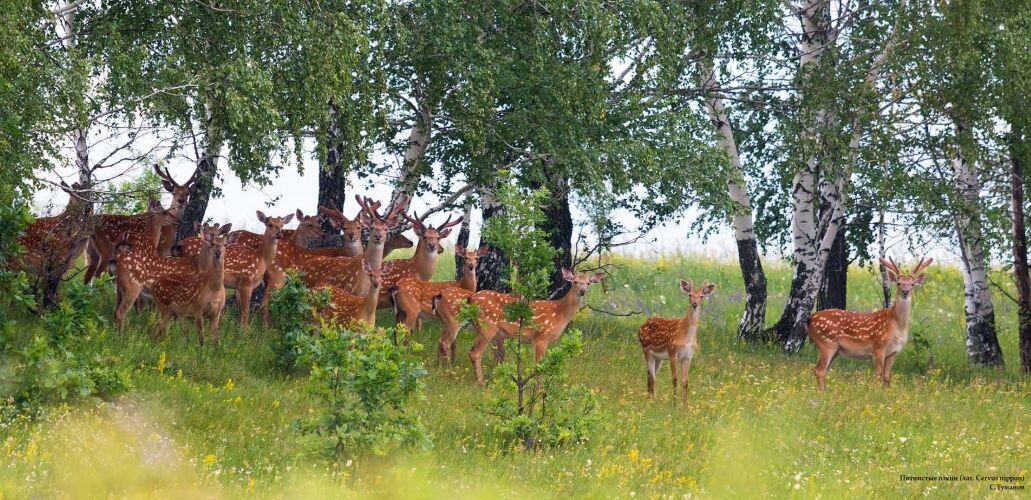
16, 166, 936, 393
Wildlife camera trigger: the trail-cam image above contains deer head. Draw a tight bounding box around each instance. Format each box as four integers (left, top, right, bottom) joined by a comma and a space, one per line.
256, 210, 295, 240
319, 205, 361, 245
880, 256, 933, 300
456, 244, 489, 275
403, 211, 464, 257
679, 278, 716, 312
154, 164, 198, 214
361, 258, 383, 291
560, 267, 604, 298
294, 209, 327, 244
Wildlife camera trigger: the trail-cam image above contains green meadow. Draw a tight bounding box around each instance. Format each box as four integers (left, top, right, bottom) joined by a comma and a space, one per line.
1, 252, 1028, 498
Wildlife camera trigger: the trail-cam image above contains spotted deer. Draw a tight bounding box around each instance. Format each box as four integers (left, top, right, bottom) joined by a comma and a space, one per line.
637, 278, 716, 401
297, 196, 406, 295
84, 164, 196, 283
466, 268, 603, 385
149, 223, 233, 345
176, 211, 293, 327
15, 181, 92, 275
378, 212, 464, 306
391, 245, 487, 351
317, 259, 383, 328
807, 257, 933, 391
319, 202, 414, 257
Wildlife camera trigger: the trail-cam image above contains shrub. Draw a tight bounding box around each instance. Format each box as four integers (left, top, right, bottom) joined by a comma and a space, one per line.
268, 271, 328, 372
0, 278, 131, 412
293, 324, 430, 458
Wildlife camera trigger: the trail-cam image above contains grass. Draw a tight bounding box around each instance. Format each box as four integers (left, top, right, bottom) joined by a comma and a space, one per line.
1, 252, 1029, 498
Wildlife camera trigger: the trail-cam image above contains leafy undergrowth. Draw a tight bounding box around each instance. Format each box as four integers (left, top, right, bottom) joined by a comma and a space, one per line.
1, 254, 1028, 498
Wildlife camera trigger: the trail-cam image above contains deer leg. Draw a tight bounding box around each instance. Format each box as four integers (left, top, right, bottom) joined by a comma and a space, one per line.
680, 356, 693, 403
533, 339, 548, 362
115, 283, 143, 330
813, 345, 836, 392
644, 350, 656, 397
668, 349, 680, 400
872, 348, 887, 387
83, 241, 100, 284
469, 330, 493, 386
211, 309, 222, 345
196, 316, 206, 347
492, 335, 506, 363
237, 285, 253, 328
437, 314, 454, 362
155, 308, 170, 341
260, 270, 284, 326
882, 352, 897, 387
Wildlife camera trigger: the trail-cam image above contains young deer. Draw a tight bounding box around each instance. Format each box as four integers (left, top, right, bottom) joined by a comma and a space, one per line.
85, 164, 196, 283
317, 259, 383, 328
378, 212, 464, 306
176, 211, 293, 327
15, 181, 92, 276
150, 223, 233, 345
807, 257, 933, 391
391, 244, 487, 346
466, 268, 603, 385
298, 196, 406, 295
637, 279, 716, 401
108, 199, 184, 327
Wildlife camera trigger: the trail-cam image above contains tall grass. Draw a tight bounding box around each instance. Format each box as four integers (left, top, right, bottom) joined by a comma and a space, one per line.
1, 253, 1028, 498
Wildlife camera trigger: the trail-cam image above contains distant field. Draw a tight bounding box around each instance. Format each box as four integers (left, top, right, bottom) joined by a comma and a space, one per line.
1, 253, 1028, 498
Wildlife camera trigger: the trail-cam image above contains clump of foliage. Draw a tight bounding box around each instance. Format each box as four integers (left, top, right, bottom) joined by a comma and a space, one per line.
466, 173, 599, 449
268, 271, 328, 372
293, 324, 430, 459
0, 277, 131, 412
98, 168, 164, 215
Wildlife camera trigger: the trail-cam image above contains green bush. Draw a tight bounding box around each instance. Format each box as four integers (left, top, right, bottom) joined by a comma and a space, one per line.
0, 279, 132, 412
268, 271, 328, 372
293, 324, 431, 459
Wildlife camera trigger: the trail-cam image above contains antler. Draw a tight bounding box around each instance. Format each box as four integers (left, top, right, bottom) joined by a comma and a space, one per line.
153, 164, 176, 185
318, 205, 348, 223
403, 211, 425, 232
354, 195, 381, 222
384, 194, 409, 226
437, 214, 464, 232
184, 165, 201, 187
879, 256, 902, 276
911, 256, 934, 275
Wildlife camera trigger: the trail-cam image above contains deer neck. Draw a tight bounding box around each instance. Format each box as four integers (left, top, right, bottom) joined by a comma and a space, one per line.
261, 230, 279, 266
890, 295, 912, 330
459, 265, 477, 291
680, 308, 701, 341
341, 238, 361, 256
413, 239, 439, 280
144, 218, 164, 250
555, 286, 585, 323
363, 281, 380, 322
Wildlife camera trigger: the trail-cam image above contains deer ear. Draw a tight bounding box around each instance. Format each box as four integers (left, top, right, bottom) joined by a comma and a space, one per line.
914, 273, 928, 285
455, 244, 465, 256
679, 279, 692, 294
437, 243, 445, 254
590, 272, 604, 283
219, 223, 233, 235
283, 213, 295, 224
295, 209, 304, 220
477, 245, 490, 257
561, 268, 575, 282
256, 210, 267, 223
226, 232, 241, 245
161, 180, 175, 193
886, 269, 898, 283
439, 228, 454, 238
701, 280, 716, 297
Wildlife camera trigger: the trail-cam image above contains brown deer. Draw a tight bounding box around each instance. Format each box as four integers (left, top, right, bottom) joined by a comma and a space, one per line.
637, 278, 716, 401
391, 245, 487, 348
466, 268, 603, 385
316, 259, 383, 328
15, 181, 92, 276
378, 211, 464, 305
297, 196, 406, 295
807, 257, 933, 391
149, 223, 233, 345
176, 211, 293, 327
84, 164, 197, 283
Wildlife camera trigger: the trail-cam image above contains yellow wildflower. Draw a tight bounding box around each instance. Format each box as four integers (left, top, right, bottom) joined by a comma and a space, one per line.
224, 378, 235, 390
272, 399, 281, 408
156, 351, 166, 373
628, 448, 639, 462
203, 454, 217, 466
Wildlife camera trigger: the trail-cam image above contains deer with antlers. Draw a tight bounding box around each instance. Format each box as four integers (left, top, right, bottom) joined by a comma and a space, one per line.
807, 257, 934, 391
637, 278, 716, 401
15, 181, 93, 276
149, 223, 232, 345
174, 211, 293, 327
316, 259, 383, 328
465, 268, 603, 385
318, 202, 414, 257
391, 244, 487, 346
378, 211, 464, 306
297, 195, 406, 295
84, 165, 197, 283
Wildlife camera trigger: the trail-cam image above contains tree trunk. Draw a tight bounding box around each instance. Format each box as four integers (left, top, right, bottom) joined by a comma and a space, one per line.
455, 202, 472, 280
318, 102, 347, 234
540, 178, 573, 298
477, 190, 509, 293
177, 103, 221, 241
1010, 141, 1031, 373
698, 57, 768, 341
878, 207, 891, 308
952, 122, 1003, 366
817, 217, 847, 311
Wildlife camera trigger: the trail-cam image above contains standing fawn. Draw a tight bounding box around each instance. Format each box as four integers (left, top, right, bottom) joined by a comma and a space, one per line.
317, 259, 383, 328
466, 268, 603, 385
807, 257, 933, 391
149, 223, 233, 345
391, 244, 487, 349
637, 279, 716, 401
15, 181, 92, 276
84, 164, 196, 283
378, 212, 464, 306
108, 199, 184, 327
